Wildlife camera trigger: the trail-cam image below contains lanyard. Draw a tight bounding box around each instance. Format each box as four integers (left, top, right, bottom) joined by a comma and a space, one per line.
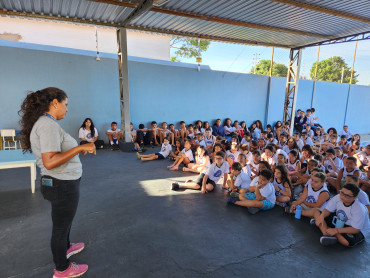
43, 113, 56, 121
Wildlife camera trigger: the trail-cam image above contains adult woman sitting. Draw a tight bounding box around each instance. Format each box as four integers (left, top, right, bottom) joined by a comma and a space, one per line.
78, 118, 104, 149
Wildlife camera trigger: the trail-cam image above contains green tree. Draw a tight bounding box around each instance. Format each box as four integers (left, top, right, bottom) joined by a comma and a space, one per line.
249, 60, 288, 77
170, 36, 210, 61
310, 56, 358, 84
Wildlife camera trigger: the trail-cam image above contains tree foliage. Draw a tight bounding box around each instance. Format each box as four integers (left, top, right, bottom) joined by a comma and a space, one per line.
170, 36, 210, 61
310, 56, 358, 84
249, 60, 288, 77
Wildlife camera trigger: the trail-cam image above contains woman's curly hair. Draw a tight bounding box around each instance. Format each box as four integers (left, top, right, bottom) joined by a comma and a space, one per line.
18, 87, 67, 153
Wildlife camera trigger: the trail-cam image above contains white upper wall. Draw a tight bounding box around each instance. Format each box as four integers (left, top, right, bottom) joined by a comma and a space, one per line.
0, 17, 170, 60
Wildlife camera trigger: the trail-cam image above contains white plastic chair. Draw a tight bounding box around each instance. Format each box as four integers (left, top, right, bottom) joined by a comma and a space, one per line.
1, 129, 21, 150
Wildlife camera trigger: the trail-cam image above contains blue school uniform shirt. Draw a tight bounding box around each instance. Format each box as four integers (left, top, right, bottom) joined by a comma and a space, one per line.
212, 125, 225, 137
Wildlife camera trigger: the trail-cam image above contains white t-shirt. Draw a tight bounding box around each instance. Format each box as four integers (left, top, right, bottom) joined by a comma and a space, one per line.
304, 137, 314, 146
296, 139, 304, 150
226, 150, 240, 162
325, 195, 370, 238
224, 126, 235, 135
234, 171, 251, 189
206, 161, 230, 182
204, 135, 215, 146
79, 127, 98, 141
261, 153, 277, 167
259, 182, 276, 204
201, 127, 213, 134
107, 128, 121, 139
198, 140, 207, 148
324, 157, 343, 173
338, 130, 352, 139
181, 148, 194, 162
357, 151, 370, 167
358, 189, 370, 207
240, 138, 250, 145
159, 143, 172, 158
266, 138, 278, 145
249, 160, 260, 174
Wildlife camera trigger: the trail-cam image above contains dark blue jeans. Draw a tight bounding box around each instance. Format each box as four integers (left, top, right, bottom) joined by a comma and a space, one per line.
41, 176, 80, 271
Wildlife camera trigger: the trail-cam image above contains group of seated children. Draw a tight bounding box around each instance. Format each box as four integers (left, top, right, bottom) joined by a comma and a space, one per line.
133, 117, 370, 248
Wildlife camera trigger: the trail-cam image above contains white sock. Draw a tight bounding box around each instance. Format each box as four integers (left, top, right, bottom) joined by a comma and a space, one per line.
110, 141, 114, 145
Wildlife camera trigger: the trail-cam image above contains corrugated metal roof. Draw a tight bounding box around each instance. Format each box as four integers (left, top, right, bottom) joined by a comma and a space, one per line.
0, 0, 369, 48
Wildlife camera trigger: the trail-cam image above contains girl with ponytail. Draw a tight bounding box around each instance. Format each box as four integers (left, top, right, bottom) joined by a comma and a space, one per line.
19, 87, 95, 278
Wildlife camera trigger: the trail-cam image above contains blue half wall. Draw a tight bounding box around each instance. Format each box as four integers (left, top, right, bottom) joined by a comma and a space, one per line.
0, 40, 369, 143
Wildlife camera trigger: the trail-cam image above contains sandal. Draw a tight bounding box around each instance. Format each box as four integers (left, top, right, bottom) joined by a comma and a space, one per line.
169, 166, 179, 171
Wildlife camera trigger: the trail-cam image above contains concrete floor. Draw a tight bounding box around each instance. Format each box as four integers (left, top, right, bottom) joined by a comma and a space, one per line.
0, 148, 369, 278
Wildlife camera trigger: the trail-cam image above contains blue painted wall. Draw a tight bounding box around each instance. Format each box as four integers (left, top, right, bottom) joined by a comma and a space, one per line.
0, 40, 369, 142
312, 81, 350, 130
345, 85, 370, 134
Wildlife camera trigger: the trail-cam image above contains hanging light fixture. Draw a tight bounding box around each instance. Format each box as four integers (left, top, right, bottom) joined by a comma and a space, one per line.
95, 26, 100, 61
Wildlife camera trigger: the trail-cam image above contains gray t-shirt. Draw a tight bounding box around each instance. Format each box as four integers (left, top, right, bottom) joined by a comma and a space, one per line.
30, 116, 82, 180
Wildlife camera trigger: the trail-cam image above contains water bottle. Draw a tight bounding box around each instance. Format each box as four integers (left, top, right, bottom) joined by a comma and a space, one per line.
295, 205, 302, 219
332, 215, 345, 228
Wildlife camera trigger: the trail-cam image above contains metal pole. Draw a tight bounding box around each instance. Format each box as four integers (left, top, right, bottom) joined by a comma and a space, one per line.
117, 28, 131, 142
344, 37, 359, 125
265, 47, 275, 127
283, 49, 302, 136
269, 47, 274, 77
349, 37, 358, 85
311, 45, 320, 107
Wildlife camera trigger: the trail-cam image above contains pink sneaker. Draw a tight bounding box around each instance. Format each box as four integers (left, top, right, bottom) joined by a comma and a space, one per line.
53, 262, 88, 278
66, 243, 85, 259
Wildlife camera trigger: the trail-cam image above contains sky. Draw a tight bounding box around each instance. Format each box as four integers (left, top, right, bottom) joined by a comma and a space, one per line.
170, 39, 370, 86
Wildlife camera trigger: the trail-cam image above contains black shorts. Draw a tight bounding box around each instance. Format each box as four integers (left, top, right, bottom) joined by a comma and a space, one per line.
325, 212, 365, 247
194, 173, 216, 188
155, 153, 165, 160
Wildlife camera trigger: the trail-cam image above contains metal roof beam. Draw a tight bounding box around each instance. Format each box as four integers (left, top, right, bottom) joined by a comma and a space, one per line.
88, 0, 336, 39
121, 0, 154, 26
0, 10, 291, 48
270, 0, 370, 24
126, 25, 291, 48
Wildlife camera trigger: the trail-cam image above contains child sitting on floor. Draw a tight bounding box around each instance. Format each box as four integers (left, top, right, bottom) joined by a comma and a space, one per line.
171, 151, 229, 193
226, 142, 240, 166
312, 183, 369, 247
227, 162, 252, 195
273, 164, 292, 207
227, 169, 275, 214
344, 175, 370, 214
137, 138, 172, 161
168, 140, 194, 171
288, 171, 330, 218
183, 146, 210, 174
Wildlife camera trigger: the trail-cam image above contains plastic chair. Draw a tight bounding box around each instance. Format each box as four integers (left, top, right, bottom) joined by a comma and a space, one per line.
1, 129, 21, 150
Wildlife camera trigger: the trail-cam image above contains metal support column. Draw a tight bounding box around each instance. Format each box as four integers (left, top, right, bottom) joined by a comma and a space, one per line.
311, 45, 320, 107
117, 28, 131, 142
283, 48, 302, 135
343, 37, 358, 126
264, 47, 274, 128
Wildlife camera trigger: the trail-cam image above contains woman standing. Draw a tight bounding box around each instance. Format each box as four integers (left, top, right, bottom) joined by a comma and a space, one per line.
19, 87, 95, 278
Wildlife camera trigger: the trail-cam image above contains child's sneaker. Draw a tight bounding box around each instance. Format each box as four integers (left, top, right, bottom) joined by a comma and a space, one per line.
66, 242, 85, 259
53, 262, 88, 278
227, 197, 238, 205
230, 191, 239, 198
320, 236, 338, 246
248, 207, 260, 215
171, 182, 180, 190
309, 218, 316, 226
